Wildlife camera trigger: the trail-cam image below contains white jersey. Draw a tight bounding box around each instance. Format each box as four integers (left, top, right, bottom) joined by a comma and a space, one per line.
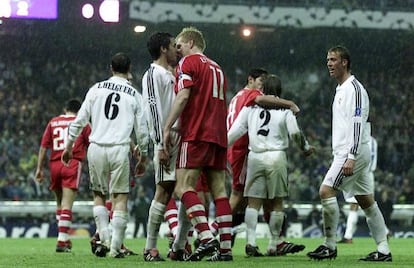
228, 105, 307, 152
142, 63, 176, 145
68, 76, 149, 153
332, 75, 370, 159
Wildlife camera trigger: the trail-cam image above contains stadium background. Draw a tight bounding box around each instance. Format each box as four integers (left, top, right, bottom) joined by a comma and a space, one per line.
0, 0, 413, 238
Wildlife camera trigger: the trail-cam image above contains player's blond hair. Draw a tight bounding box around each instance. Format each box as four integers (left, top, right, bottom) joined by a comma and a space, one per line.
176, 26, 206, 52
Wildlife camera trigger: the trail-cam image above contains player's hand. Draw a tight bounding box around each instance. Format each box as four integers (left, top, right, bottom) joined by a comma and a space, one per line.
163, 128, 172, 155
158, 149, 171, 174
133, 145, 142, 163
61, 149, 73, 166
290, 103, 300, 115
303, 145, 315, 157
342, 158, 355, 176
35, 169, 44, 183
135, 155, 147, 177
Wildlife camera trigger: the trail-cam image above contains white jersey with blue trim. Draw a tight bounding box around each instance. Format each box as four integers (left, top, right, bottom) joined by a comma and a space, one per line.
68, 76, 149, 153
332, 75, 370, 158
142, 63, 176, 146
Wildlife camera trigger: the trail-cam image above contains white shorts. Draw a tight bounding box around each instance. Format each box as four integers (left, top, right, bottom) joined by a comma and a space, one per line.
244, 151, 288, 199
153, 132, 180, 184
344, 171, 374, 203
87, 143, 130, 195
323, 144, 373, 200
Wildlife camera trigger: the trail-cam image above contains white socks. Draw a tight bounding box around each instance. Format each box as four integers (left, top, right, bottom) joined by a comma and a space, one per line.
145, 200, 166, 249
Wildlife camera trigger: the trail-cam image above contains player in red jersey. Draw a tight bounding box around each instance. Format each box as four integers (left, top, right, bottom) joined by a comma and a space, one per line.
35, 99, 90, 253
163, 26, 232, 262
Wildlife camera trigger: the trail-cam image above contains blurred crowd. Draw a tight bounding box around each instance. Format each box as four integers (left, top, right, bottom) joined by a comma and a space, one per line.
0, 43, 413, 207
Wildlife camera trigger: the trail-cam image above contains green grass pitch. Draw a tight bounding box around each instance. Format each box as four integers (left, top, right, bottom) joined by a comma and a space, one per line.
0, 237, 412, 268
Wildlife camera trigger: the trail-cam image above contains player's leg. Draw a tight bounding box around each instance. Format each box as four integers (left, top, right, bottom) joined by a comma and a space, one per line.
206, 168, 232, 261
307, 156, 343, 260
110, 192, 128, 258
244, 196, 264, 257
356, 195, 391, 261
340, 200, 358, 243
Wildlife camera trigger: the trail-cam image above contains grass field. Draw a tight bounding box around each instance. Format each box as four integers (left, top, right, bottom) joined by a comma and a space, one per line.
0, 237, 412, 268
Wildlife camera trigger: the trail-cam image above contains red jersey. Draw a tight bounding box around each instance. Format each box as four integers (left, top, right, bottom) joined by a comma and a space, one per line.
227, 88, 263, 152
40, 114, 90, 161
175, 53, 227, 148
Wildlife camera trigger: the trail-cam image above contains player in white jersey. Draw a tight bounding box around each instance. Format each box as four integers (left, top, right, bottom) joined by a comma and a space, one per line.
141, 32, 179, 261
307, 46, 392, 262
339, 134, 380, 243
62, 52, 149, 258
227, 74, 314, 257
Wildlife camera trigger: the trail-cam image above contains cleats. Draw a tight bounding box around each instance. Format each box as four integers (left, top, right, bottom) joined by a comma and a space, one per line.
168, 249, 190, 261
90, 233, 100, 254
359, 251, 392, 262
338, 238, 353, 244
187, 238, 219, 261
143, 248, 165, 262
120, 244, 137, 256
206, 252, 233, 261
94, 241, 109, 257
245, 244, 264, 257
276, 241, 305, 255
56, 241, 72, 253
110, 251, 125, 258
307, 245, 337, 260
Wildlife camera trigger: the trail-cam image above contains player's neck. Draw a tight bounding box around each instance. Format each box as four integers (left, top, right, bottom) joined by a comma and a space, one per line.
337, 72, 351, 85
154, 58, 169, 70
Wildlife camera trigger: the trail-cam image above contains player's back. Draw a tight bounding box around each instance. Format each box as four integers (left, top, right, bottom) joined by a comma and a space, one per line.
87, 76, 142, 145
245, 106, 293, 153
43, 114, 76, 161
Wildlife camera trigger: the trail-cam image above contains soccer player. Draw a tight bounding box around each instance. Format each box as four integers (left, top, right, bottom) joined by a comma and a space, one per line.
35, 99, 90, 253
226, 68, 300, 249
141, 31, 179, 261
307, 45, 392, 262
227, 74, 313, 257
62, 52, 149, 258
163, 26, 232, 262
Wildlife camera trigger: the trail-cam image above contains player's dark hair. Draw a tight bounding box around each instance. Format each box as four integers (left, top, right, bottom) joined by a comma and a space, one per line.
65, 99, 81, 113
328, 45, 351, 70
247, 68, 268, 84
111, 52, 131, 74
263, 74, 282, 97
147, 32, 174, 60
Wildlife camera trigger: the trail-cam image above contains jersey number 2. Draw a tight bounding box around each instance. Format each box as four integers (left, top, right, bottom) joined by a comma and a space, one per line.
257, 109, 270, 136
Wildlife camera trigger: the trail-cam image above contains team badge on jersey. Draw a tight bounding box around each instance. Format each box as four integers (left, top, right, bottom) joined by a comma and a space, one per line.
354, 107, 361, 116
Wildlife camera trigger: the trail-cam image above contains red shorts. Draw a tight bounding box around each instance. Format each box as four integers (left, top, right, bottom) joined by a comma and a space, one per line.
49, 159, 82, 191
228, 148, 248, 192
195, 171, 209, 193
177, 141, 226, 170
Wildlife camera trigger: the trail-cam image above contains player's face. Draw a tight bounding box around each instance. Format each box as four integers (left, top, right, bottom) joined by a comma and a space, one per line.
326, 51, 346, 80
166, 38, 178, 67
176, 37, 192, 58
252, 75, 265, 90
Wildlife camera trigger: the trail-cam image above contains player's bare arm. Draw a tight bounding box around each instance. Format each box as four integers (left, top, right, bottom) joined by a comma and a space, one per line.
35, 147, 47, 183
255, 95, 300, 114
162, 87, 190, 155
